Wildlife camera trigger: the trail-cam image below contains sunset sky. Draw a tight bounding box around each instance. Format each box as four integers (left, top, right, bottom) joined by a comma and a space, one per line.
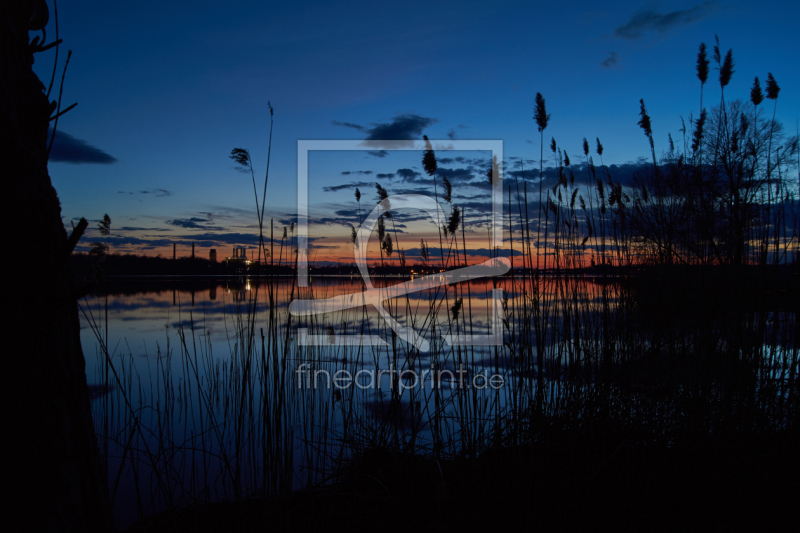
36, 0, 800, 263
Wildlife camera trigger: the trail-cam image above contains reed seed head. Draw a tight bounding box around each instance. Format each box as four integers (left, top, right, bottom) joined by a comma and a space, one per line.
534, 92, 551, 132
442, 175, 452, 203
750, 77, 764, 106
447, 205, 460, 235
382, 233, 393, 256
719, 49, 734, 88
766, 73, 780, 100
696, 43, 710, 85
487, 155, 500, 186
229, 147, 251, 167
375, 183, 391, 217
637, 99, 653, 138
692, 109, 707, 153
98, 214, 111, 237
377, 216, 385, 242
422, 135, 437, 176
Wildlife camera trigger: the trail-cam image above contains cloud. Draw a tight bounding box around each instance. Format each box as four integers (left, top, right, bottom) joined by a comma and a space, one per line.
167, 217, 216, 229
436, 166, 477, 183
366, 114, 438, 141
48, 128, 116, 164
367, 150, 389, 158
142, 189, 173, 197
80, 236, 175, 249
333, 114, 438, 147
396, 168, 422, 181
116, 189, 172, 197
601, 51, 620, 69
322, 180, 374, 193
313, 215, 359, 228
331, 120, 366, 132
116, 226, 171, 232
106, 232, 325, 250
614, 2, 717, 39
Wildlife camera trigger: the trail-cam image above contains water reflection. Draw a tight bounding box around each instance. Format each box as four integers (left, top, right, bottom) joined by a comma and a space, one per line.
78, 275, 796, 526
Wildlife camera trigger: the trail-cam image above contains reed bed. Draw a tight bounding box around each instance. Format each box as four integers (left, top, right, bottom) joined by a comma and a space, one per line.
80, 40, 798, 526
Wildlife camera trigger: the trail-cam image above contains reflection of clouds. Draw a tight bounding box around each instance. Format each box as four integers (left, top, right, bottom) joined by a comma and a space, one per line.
170, 320, 206, 330
81, 277, 623, 373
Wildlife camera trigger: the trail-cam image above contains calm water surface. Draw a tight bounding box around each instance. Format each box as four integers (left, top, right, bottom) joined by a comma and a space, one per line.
81, 275, 556, 525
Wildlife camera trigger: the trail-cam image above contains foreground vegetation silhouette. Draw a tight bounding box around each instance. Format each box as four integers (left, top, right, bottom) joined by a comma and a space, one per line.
103, 35, 798, 532
7, 0, 797, 528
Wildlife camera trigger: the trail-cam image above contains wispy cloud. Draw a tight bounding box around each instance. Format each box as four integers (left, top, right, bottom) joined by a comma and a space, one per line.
322, 180, 374, 193
331, 120, 366, 132
167, 217, 219, 229
601, 51, 620, 69
117, 189, 173, 197
614, 2, 717, 40
48, 128, 116, 164
141, 189, 173, 197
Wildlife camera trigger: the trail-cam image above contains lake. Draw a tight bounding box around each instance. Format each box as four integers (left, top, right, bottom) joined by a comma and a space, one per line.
81, 275, 547, 525
78, 273, 795, 526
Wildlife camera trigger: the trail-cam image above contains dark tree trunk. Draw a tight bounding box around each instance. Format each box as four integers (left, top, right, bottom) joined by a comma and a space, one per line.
2, 2, 114, 530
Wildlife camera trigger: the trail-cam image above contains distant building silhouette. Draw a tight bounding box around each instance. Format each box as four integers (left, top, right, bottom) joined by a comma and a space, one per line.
228, 247, 248, 263
210, 249, 217, 263
224, 247, 250, 273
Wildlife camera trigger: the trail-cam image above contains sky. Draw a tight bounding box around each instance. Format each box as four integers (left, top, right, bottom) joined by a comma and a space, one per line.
34, 0, 800, 263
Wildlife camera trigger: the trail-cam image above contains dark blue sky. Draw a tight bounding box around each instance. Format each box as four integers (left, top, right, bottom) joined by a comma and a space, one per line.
35, 0, 800, 257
